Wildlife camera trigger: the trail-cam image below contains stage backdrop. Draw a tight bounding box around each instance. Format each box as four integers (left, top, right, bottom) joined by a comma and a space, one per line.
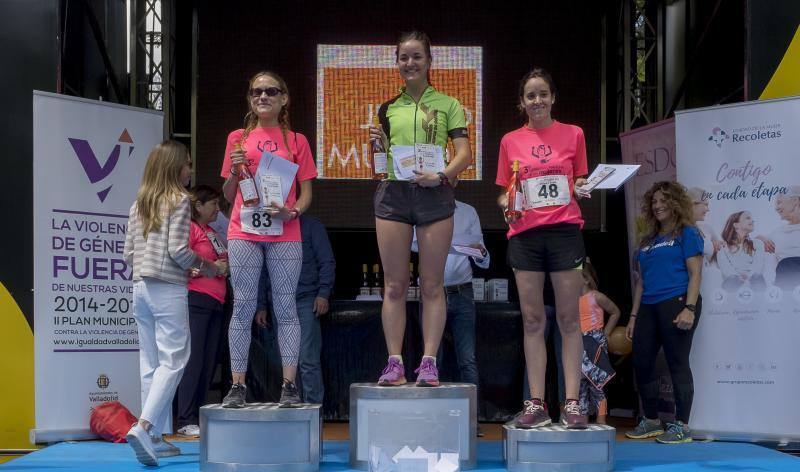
31, 92, 162, 443
316, 45, 482, 180
620, 118, 676, 286
195, 1, 602, 230
676, 96, 800, 442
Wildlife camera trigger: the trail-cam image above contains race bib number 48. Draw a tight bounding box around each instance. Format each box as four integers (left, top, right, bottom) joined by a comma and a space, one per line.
240, 206, 283, 236
522, 174, 571, 209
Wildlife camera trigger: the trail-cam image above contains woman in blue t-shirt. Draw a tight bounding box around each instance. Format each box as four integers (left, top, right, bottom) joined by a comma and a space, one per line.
624, 181, 703, 445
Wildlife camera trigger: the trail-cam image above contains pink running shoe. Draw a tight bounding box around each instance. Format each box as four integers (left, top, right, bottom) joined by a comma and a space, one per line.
515, 399, 552, 429
378, 357, 407, 386
414, 357, 440, 387
561, 399, 588, 429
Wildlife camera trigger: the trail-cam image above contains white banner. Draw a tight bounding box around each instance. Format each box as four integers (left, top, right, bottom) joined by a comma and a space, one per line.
676, 96, 800, 441
32, 92, 162, 442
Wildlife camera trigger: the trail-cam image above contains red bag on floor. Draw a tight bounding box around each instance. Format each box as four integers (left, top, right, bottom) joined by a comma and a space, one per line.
90, 401, 137, 443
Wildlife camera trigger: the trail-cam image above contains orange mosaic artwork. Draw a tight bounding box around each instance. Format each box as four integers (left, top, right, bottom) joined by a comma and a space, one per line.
320, 68, 478, 179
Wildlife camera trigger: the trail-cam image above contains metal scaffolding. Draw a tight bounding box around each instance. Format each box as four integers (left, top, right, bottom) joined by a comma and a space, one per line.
129, 0, 174, 138
618, 0, 665, 132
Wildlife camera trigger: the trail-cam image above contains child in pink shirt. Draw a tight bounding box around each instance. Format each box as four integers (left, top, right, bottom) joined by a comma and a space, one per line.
578, 260, 621, 424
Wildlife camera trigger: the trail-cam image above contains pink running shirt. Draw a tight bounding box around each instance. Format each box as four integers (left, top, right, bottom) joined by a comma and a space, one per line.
496, 121, 588, 239
220, 127, 317, 242
187, 221, 227, 303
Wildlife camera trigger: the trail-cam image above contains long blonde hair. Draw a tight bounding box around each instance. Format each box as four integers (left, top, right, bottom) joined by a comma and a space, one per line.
638, 181, 695, 247
135, 140, 189, 238
241, 71, 293, 159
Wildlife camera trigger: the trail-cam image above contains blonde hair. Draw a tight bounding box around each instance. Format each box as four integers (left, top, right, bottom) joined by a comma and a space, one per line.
582, 258, 599, 290
687, 187, 705, 203
135, 140, 189, 238
241, 71, 293, 159
639, 181, 695, 247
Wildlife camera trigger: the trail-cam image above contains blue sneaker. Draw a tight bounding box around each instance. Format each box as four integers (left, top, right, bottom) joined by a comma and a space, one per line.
625, 418, 664, 439
656, 421, 693, 444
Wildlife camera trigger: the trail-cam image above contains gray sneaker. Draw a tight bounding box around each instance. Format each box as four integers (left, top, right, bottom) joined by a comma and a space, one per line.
625, 418, 664, 439
656, 421, 693, 444
152, 436, 181, 458
222, 383, 247, 408
279, 379, 301, 408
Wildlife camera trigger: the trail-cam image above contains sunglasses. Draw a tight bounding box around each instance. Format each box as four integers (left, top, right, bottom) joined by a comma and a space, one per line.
250, 87, 283, 98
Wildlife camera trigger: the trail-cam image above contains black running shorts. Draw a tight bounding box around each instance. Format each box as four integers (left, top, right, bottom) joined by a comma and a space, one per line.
374, 180, 455, 226
507, 223, 586, 272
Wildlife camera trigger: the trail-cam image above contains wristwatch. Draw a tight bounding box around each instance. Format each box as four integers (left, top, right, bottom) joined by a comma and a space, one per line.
436, 172, 450, 187
684, 304, 696, 313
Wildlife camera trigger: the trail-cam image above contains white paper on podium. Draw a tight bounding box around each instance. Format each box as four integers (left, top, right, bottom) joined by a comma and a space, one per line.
393, 446, 416, 462
584, 164, 640, 191
435, 457, 459, 472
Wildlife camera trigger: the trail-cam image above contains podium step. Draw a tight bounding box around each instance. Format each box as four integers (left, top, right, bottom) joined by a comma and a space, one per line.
503, 422, 615, 471
200, 403, 321, 471
349, 382, 477, 470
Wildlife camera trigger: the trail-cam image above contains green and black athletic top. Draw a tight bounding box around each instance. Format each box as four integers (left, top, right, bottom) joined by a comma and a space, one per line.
377, 85, 469, 180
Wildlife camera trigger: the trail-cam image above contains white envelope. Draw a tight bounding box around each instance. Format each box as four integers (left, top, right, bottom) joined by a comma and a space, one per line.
391, 145, 417, 180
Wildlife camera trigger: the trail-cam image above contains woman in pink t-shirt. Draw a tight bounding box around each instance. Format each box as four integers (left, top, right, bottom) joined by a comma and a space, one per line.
495, 68, 591, 430
176, 185, 228, 437
220, 71, 318, 408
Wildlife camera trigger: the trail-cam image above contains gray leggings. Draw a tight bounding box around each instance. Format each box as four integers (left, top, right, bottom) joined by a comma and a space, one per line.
228, 239, 302, 372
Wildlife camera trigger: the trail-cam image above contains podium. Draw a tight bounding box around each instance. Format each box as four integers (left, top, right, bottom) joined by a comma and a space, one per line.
503, 422, 615, 471
200, 403, 321, 471
349, 383, 477, 470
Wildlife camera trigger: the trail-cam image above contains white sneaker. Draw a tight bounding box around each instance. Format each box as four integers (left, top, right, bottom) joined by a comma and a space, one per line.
152, 436, 181, 457
126, 423, 158, 466
177, 424, 200, 437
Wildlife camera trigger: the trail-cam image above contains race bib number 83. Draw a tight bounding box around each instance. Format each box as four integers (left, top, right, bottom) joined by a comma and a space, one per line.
522, 174, 571, 209
240, 206, 283, 236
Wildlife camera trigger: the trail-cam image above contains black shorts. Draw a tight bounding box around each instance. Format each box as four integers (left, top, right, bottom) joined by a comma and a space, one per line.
507, 223, 586, 272
374, 180, 455, 226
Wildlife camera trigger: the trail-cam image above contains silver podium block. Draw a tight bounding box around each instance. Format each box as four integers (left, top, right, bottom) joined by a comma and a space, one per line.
200, 403, 321, 472
349, 382, 477, 470
503, 423, 615, 471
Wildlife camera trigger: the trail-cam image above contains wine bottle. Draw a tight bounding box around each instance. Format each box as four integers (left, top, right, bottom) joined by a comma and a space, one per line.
407, 262, 418, 301
505, 160, 523, 220
359, 264, 371, 296
370, 263, 382, 296
370, 114, 388, 180
234, 142, 260, 207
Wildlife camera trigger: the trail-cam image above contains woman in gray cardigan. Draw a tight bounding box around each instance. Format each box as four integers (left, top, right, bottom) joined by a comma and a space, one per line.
123, 140, 227, 466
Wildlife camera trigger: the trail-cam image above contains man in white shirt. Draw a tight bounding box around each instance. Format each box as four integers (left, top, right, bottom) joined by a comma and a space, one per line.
758, 186, 800, 289
412, 199, 489, 399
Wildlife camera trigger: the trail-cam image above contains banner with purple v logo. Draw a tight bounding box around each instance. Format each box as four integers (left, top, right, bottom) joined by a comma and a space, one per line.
32, 91, 162, 442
